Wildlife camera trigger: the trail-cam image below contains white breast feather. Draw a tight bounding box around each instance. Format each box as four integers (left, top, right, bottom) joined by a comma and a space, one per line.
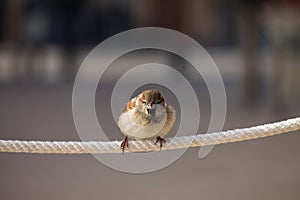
118, 105, 167, 139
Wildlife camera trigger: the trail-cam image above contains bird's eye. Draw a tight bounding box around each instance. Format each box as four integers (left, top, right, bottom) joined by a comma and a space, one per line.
142, 101, 146, 105
156, 100, 161, 104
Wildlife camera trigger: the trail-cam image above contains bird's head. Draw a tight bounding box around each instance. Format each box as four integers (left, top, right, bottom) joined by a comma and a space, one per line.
138, 90, 165, 115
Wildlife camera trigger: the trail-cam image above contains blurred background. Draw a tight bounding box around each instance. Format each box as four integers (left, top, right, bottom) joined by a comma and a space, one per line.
0, 0, 299, 199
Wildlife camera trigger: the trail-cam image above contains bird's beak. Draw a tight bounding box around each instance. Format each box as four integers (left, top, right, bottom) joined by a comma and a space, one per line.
146, 103, 155, 114
146, 103, 152, 110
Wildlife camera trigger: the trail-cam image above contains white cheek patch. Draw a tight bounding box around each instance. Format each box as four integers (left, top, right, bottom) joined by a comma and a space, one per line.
135, 93, 145, 106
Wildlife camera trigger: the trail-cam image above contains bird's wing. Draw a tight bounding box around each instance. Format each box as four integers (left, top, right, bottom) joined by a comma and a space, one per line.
155, 104, 176, 138
121, 96, 137, 113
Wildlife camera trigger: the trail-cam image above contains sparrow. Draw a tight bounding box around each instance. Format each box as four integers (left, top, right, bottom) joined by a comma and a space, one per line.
117, 89, 176, 152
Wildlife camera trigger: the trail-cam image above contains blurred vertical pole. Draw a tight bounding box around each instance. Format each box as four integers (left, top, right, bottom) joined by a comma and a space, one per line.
129, 0, 188, 74
236, 0, 262, 106
272, 46, 286, 113
263, 2, 289, 115
3, 0, 24, 83
265, 1, 300, 114
158, 0, 188, 75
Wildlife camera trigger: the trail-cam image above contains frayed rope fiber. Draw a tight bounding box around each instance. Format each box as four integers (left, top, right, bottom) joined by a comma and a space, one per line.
0, 117, 299, 154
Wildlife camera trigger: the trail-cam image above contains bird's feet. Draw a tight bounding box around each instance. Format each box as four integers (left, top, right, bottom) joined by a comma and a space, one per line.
120, 136, 129, 153
155, 136, 166, 149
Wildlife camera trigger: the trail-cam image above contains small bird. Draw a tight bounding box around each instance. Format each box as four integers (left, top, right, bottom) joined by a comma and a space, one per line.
117, 89, 176, 152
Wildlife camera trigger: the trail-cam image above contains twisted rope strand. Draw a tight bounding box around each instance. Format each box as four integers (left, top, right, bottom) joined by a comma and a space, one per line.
0, 117, 299, 154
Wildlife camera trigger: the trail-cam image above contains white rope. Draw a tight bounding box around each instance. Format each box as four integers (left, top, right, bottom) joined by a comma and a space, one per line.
0, 117, 299, 154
